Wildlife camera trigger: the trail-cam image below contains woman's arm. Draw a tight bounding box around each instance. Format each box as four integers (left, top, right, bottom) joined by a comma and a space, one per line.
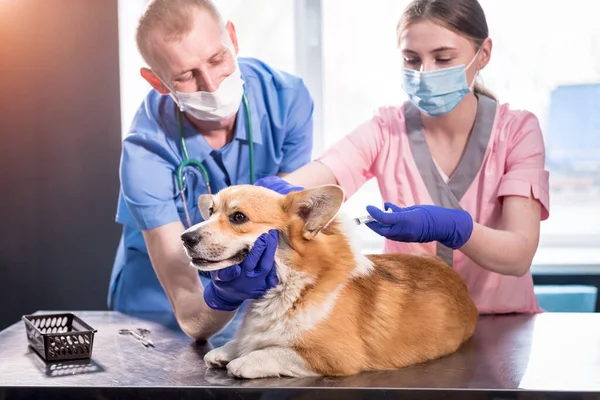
366, 191, 544, 277
366, 111, 549, 277
268, 115, 387, 194
279, 161, 339, 188
460, 193, 541, 277
461, 111, 549, 276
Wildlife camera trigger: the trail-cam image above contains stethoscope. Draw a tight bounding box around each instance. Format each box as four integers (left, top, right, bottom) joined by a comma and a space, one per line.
175, 91, 255, 228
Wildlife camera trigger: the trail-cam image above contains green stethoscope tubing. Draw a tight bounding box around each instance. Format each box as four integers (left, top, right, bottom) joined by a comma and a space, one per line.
175, 91, 254, 227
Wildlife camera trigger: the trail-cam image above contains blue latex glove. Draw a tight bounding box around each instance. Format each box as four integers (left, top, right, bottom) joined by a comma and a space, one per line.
365, 202, 473, 249
254, 176, 304, 195
203, 230, 280, 311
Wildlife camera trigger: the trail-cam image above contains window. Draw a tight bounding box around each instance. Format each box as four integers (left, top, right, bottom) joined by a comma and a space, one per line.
478, 0, 600, 266
212, 0, 295, 74
321, 0, 600, 264
118, 0, 600, 267
118, 0, 152, 140
321, 1, 412, 252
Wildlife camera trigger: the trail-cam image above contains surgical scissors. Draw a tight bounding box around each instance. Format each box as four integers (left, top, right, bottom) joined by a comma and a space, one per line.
118, 328, 155, 348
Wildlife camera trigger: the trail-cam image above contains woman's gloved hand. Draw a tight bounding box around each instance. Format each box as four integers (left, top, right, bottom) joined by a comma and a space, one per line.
254, 176, 304, 195
365, 202, 473, 249
203, 230, 280, 311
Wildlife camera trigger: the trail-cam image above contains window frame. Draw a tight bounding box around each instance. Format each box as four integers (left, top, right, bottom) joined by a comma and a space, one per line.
293, 0, 600, 272
118, 0, 599, 272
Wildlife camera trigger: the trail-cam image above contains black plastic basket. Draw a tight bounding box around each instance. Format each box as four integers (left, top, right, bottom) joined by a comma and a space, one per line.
22, 313, 97, 362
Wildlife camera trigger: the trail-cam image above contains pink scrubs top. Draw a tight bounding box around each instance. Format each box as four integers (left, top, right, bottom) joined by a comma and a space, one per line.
318, 95, 550, 315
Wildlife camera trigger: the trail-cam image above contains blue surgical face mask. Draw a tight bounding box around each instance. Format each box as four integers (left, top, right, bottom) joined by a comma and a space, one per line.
402, 51, 480, 117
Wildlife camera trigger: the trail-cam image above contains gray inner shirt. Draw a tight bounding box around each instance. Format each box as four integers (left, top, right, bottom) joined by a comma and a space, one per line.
403, 94, 497, 266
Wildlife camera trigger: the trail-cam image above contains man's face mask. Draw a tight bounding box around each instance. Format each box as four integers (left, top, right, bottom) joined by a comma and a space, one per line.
158, 35, 244, 122
172, 62, 244, 122
401, 49, 480, 117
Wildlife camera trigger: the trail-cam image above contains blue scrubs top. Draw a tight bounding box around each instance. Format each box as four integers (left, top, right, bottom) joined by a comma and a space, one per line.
108, 57, 314, 346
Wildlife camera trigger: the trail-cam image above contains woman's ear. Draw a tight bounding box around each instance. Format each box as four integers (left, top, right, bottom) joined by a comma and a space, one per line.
477, 37, 493, 71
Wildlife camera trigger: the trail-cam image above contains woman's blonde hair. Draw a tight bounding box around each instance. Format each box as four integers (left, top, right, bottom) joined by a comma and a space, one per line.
397, 0, 496, 101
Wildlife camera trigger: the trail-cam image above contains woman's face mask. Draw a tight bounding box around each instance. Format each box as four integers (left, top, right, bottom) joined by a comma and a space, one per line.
402, 50, 480, 117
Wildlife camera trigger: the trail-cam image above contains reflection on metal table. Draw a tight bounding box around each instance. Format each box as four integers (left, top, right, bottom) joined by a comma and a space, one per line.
1, 311, 600, 399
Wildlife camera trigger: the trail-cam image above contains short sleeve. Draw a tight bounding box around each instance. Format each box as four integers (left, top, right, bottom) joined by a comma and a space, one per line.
317, 113, 386, 197
116, 133, 181, 231
279, 81, 314, 173
497, 111, 550, 220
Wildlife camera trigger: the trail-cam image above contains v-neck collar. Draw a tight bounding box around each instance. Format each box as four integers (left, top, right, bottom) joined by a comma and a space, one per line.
405, 94, 497, 204
403, 94, 497, 267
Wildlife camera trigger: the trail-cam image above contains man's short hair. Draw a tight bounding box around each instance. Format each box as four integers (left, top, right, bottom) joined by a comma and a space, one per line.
136, 0, 224, 69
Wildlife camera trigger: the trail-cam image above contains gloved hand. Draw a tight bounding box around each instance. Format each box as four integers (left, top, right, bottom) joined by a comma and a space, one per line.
254, 176, 304, 195
203, 230, 279, 311
365, 202, 473, 249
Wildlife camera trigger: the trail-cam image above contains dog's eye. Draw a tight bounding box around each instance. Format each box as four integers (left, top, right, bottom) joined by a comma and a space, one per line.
208, 207, 214, 217
229, 211, 248, 225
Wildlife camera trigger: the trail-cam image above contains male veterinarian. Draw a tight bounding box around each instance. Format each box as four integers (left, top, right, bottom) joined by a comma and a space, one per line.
108, 0, 314, 345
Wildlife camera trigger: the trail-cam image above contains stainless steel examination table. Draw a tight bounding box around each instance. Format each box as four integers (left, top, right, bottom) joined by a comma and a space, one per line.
1, 310, 599, 399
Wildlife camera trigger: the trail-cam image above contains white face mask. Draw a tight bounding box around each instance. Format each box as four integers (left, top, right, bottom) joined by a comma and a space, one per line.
155, 30, 245, 123
171, 62, 244, 122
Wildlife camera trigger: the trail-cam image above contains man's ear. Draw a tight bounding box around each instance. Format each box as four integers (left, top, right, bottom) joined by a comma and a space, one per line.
283, 185, 345, 240
198, 194, 214, 221
225, 21, 239, 55
140, 67, 170, 95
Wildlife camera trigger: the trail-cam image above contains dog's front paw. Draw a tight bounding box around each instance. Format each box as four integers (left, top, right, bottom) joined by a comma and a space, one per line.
204, 347, 232, 368
227, 356, 275, 379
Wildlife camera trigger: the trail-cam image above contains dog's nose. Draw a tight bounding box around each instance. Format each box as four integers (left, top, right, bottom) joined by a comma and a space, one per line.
181, 231, 201, 247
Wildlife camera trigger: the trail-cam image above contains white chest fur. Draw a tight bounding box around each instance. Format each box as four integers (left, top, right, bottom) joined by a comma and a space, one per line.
233, 214, 374, 357
233, 260, 317, 356
202, 263, 329, 378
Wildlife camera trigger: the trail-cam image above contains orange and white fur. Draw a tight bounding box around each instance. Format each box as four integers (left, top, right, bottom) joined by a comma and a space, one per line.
181, 184, 479, 379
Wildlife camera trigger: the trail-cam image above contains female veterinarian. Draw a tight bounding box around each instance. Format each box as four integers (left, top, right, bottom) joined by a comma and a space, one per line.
251, 0, 551, 315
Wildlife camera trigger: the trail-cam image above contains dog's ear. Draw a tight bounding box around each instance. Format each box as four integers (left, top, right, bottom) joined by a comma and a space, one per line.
283, 185, 345, 240
198, 194, 214, 221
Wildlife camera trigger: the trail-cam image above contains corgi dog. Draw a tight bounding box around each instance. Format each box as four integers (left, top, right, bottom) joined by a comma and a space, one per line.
180, 184, 479, 379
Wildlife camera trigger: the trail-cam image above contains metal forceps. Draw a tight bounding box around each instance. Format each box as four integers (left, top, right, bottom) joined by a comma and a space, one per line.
118, 328, 155, 347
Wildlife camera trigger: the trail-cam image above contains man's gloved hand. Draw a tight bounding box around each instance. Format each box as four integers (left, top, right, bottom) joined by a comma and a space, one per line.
203, 230, 280, 311
365, 202, 473, 249
254, 176, 304, 195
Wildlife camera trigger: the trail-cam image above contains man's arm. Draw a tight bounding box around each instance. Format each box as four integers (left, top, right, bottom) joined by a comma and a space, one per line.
142, 221, 235, 341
